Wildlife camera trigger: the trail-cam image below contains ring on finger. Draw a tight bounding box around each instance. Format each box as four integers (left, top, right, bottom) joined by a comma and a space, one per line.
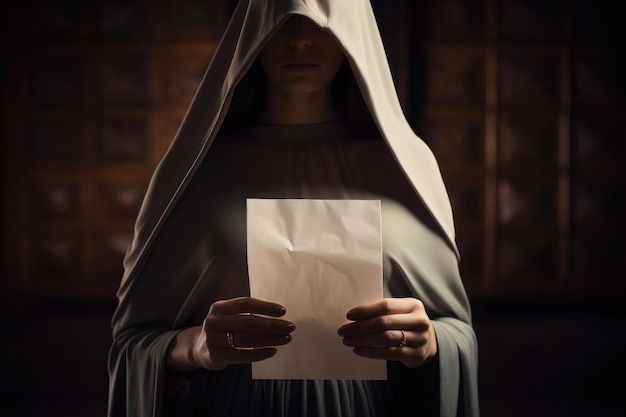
226, 331, 237, 349
399, 330, 407, 347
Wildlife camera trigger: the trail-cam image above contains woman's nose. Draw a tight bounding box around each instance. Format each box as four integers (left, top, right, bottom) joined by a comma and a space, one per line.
287, 16, 315, 48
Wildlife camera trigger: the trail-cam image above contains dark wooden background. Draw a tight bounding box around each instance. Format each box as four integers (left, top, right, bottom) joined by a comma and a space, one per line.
2, 0, 624, 301
1, 1, 625, 416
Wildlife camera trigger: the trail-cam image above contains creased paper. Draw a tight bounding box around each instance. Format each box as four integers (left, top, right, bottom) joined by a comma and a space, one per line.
247, 198, 386, 380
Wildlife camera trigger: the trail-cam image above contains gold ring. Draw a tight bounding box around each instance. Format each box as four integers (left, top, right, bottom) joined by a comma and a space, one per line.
227, 331, 236, 349
399, 330, 407, 347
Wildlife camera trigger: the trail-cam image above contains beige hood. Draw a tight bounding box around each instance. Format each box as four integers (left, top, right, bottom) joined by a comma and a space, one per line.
120, 0, 457, 295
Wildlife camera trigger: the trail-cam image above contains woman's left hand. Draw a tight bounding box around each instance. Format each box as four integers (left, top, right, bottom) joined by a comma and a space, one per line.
337, 297, 437, 368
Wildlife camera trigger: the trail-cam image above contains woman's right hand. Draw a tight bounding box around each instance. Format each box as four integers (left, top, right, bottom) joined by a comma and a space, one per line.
187, 296, 295, 371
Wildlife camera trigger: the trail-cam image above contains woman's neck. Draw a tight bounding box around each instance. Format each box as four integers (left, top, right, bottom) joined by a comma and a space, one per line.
260, 86, 340, 125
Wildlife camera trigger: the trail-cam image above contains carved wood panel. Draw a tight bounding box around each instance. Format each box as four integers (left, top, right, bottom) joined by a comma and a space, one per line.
2, 0, 231, 299
413, 0, 626, 296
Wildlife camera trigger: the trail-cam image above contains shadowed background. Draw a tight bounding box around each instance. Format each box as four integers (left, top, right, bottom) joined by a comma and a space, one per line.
1, 0, 625, 416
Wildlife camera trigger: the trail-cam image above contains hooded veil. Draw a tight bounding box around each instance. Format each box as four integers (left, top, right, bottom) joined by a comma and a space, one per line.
108, 1, 479, 416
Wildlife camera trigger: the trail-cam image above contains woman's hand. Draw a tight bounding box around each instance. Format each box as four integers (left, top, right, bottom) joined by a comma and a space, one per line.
337, 297, 437, 368
167, 297, 295, 372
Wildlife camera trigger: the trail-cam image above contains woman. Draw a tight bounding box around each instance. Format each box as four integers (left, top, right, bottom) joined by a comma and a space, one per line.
107, 1, 479, 416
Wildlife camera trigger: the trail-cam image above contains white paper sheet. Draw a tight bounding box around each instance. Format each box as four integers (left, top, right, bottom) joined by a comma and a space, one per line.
247, 198, 386, 380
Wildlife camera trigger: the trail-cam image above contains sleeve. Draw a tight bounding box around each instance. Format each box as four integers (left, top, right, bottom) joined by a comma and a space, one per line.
106, 247, 213, 417
107, 327, 179, 417
381, 199, 480, 417
433, 318, 479, 417
106, 234, 214, 417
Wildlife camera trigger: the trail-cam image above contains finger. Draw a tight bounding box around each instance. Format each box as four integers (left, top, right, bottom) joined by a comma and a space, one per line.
210, 296, 287, 317
218, 331, 293, 349
351, 346, 427, 364
211, 347, 279, 365
338, 313, 429, 337
205, 313, 295, 335
346, 298, 424, 321
342, 329, 426, 349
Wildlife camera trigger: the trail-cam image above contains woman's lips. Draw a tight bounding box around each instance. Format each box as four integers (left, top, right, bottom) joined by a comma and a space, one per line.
283, 62, 319, 72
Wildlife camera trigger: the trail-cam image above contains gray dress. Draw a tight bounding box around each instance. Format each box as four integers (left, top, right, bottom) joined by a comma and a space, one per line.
118, 121, 469, 416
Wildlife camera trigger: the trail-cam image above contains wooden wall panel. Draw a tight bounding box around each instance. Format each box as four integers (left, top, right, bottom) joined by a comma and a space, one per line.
413, 0, 626, 296
2, 0, 624, 300
2, 0, 231, 300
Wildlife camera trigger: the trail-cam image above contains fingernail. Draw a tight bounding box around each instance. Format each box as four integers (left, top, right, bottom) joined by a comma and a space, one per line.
346, 310, 356, 320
